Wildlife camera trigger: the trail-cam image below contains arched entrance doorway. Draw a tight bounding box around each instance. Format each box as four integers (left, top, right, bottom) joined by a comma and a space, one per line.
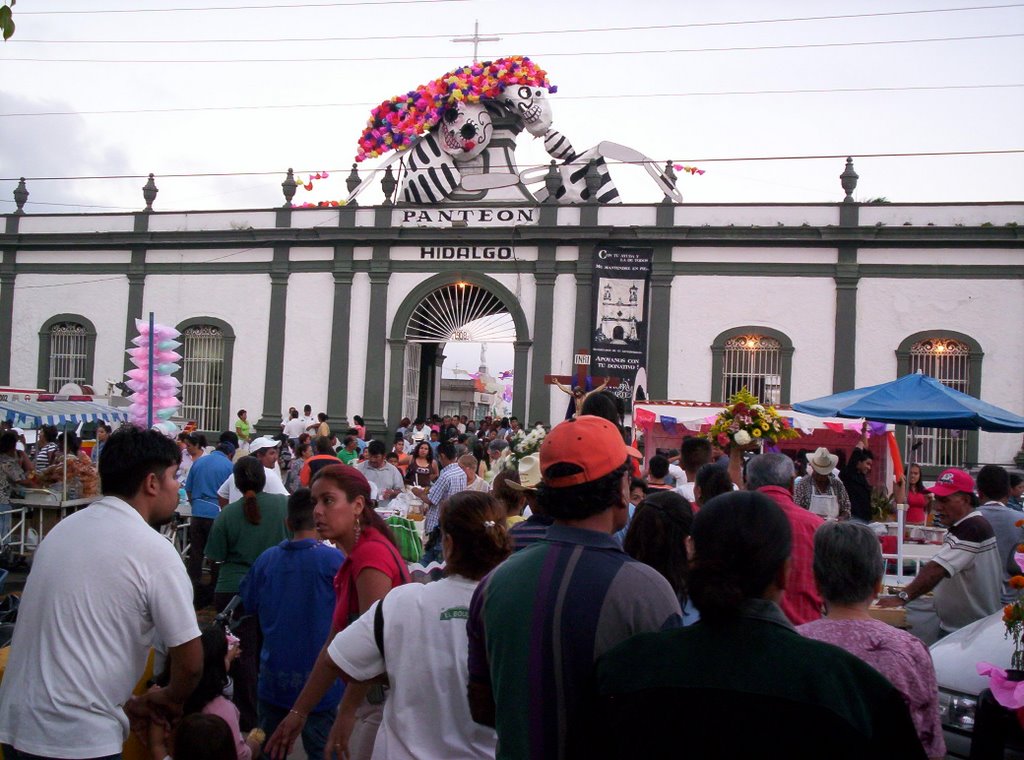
387, 274, 531, 429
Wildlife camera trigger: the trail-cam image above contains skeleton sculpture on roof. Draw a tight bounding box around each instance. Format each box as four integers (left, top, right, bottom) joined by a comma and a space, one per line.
346, 56, 681, 205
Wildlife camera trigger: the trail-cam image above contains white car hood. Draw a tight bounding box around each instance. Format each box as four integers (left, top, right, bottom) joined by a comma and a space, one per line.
931, 611, 1012, 696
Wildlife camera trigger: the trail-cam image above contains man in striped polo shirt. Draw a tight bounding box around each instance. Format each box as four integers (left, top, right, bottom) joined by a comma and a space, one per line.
467, 416, 682, 759
877, 468, 1002, 634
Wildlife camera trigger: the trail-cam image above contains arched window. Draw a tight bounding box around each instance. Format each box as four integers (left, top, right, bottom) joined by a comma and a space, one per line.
177, 318, 235, 433
37, 315, 97, 392
897, 332, 983, 470
710, 327, 794, 405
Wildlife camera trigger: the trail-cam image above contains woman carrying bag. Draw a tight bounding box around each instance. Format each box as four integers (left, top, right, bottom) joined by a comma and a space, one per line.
265, 465, 407, 760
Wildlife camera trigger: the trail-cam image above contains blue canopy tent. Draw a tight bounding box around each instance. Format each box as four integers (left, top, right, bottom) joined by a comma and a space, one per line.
792, 373, 1024, 433
0, 400, 128, 512
0, 400, 129, 428
794, 373, 1024, 584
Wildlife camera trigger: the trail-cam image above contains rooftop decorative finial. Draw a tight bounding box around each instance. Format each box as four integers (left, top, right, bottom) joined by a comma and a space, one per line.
381, 165, 397, 206
661, 161, 678, 205
840, 157, 859, 203
543, 160, 561, 204
142, 173, 159, 213
346, 163, 361, 207
584, 160, 602, 204
13, 177, 29, 215
281, 168, 297, 207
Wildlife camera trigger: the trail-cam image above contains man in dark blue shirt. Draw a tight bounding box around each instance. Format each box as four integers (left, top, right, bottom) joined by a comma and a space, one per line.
240, 489, 344, 758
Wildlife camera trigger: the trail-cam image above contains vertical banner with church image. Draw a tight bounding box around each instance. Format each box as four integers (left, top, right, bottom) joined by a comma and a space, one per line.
591, 245, 653, 407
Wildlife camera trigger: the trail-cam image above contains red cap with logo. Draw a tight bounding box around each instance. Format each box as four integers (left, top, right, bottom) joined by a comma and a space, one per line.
539, 415, 641, 488
928, 468, 975, 497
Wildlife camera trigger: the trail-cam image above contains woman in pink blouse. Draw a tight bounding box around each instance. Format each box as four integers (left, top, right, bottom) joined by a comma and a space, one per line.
799, 521, 945, 759
905, 463, 934, 524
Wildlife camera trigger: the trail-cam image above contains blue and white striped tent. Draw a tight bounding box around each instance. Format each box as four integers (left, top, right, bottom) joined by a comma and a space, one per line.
0, 400, 129, 428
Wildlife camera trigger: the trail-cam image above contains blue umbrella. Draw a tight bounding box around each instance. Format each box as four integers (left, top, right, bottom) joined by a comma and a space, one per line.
792, 373, 1024, 433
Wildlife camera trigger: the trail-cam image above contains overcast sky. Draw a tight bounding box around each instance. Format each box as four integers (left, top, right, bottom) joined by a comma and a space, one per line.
2, 0, 1022, 380
1, 0, 1021, 213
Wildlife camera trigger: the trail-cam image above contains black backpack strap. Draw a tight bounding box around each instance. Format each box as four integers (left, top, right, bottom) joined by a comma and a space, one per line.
373, 598, 385, 661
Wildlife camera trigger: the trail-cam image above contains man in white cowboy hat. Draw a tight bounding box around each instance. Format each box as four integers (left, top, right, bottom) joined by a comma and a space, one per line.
793, 447, 852, 521
504, 453, 552, 552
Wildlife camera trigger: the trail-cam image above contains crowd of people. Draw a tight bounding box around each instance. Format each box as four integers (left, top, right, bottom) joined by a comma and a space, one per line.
0, 394, 1023, 758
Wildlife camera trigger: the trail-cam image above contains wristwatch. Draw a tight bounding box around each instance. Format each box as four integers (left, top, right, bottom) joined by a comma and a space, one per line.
896, 590, 910, 604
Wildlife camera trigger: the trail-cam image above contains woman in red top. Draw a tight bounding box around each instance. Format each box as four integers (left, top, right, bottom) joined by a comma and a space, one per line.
265, 465, 407, 760
905, 463, 933, 524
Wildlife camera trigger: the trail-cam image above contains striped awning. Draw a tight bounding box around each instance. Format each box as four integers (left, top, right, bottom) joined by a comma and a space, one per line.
0, 400, 129, 427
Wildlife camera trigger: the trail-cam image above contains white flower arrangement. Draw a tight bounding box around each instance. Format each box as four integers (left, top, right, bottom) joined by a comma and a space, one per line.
504, 425, 547, 472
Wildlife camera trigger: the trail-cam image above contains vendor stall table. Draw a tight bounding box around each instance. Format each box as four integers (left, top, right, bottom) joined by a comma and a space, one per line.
10, 493, 100, 551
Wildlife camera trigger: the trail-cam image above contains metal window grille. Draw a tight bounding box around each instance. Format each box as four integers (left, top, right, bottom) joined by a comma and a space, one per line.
48, 322, 88, 392
908, 338, 971, 468
720, 335, 783, 405
403, 343, 422, 422
180, 325, 225, 432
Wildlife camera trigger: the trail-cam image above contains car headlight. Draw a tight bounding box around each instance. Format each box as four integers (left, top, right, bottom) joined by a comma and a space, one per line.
938, 689, 977, 732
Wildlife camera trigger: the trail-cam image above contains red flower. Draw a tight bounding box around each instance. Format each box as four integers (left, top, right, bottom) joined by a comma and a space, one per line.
732, 403, 749, 416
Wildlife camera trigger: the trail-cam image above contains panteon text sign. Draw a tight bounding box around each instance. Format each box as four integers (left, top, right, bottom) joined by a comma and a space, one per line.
396, 207, 537, 227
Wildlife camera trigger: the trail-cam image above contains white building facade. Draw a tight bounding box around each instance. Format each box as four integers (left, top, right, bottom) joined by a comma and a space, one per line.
2, 177, 1022, 475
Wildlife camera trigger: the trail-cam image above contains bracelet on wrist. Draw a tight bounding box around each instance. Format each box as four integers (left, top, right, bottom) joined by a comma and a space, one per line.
289, 708, 308, 720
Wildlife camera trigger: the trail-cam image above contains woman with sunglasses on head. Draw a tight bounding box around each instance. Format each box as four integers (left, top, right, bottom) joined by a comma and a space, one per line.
265, 465, 408, 760
321, 491, 510, 759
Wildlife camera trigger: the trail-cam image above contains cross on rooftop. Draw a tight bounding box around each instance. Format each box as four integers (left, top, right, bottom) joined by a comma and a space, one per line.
451, 20, 501, 63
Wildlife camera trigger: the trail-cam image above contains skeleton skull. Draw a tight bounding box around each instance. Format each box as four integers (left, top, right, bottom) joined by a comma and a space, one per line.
439, 101, 492, 161
500, 85, 553, 136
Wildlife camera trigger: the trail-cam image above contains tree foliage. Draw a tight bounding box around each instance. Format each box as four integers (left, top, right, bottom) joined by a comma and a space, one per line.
0, 1, 15, 41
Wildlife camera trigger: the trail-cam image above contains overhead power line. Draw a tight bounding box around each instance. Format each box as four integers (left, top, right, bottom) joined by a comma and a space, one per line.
2, 83, 1021, 118
11, 3, 1024, 43
3, 32, 1019, 63
3, 149, 1021, 184
18, 0, 470, 14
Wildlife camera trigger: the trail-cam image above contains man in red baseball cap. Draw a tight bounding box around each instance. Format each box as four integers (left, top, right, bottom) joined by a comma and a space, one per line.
878, 468, 1002, 634
466, 415, 681, 759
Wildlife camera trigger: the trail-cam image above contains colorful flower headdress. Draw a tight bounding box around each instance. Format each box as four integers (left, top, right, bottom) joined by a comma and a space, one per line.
355, 55, 556, 162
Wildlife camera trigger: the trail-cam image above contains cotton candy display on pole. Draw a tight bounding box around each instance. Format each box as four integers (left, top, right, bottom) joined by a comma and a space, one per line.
125, 318, 182, 434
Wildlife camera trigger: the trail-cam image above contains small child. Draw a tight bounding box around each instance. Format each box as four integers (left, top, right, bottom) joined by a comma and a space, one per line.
151, 626, 265, 760
147, 713, 236, 760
